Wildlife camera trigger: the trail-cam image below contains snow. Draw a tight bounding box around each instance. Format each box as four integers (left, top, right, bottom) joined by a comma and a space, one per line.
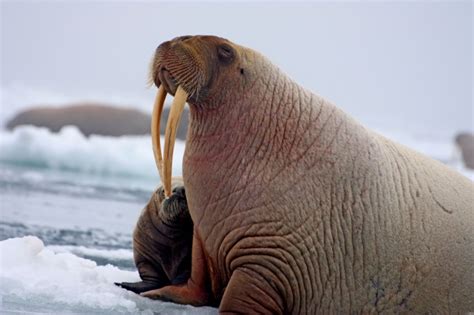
0, 236, 217, 314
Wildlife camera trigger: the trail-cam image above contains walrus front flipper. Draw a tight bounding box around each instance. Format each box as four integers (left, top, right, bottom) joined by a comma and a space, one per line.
115, 256, 169, 294
141, 232, 211, 306
115, 281, 162, 294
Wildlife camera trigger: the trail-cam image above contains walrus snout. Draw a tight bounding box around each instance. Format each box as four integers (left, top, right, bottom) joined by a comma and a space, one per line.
151, 36, 214, 99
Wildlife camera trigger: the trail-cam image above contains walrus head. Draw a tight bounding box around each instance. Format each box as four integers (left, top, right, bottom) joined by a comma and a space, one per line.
147, 177, 191, 225
151, 35, 251, 105
157, 184, 191, 225
149, 35, 258, 196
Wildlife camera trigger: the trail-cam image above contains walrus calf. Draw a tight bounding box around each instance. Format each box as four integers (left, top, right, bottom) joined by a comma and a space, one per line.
146, 36, 473, 313
116, 179, 193, 294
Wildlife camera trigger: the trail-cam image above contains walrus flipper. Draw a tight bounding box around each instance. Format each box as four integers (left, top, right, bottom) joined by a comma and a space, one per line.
116, 258, 169, 294
140, 232, 211, 307
115, 280, 163, 294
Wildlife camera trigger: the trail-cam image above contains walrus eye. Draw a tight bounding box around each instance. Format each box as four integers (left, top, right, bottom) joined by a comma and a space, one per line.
217, 44, 234, 64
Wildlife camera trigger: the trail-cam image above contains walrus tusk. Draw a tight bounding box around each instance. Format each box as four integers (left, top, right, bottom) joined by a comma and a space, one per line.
151, 85, 167, 183
163, 86, 188, 197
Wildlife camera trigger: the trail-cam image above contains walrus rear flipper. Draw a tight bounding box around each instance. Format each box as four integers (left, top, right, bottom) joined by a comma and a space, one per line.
115, 281, 163, 294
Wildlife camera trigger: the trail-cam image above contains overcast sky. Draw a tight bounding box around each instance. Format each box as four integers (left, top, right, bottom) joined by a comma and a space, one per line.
1, 1, 472, 137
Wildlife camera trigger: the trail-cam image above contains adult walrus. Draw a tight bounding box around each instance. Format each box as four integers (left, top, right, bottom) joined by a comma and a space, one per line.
455, 132, 474, 170
145, 35, 474, 313
115, 179, 195, 294
6, 104, 190, 140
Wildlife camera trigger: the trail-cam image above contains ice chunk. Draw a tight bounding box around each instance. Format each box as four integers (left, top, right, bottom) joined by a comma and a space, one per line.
0, 125, 185, 180
0, 236, 217, 314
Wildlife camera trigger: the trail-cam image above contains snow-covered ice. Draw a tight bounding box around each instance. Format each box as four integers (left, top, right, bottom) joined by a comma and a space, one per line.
0, 236, 217, 314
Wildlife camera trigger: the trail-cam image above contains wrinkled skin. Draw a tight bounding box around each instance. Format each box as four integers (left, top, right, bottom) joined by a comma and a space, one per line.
116, 179, 194, 295
149, 35, 474, 313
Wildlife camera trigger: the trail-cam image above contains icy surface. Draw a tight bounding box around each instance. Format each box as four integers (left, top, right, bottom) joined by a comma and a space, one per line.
0, 236, 217, 314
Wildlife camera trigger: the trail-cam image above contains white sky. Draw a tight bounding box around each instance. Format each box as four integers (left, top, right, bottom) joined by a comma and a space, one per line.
1, 1, 473, 137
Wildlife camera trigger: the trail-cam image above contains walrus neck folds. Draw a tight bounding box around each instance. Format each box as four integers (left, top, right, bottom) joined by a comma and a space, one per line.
187, 65, 315, 145
183, 64, 352, 222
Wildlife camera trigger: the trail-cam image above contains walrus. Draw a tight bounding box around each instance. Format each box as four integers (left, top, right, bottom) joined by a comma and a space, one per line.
115, 179, 194, 294
115, 92, 210, 304
144, 35, 474, 313
6, 103, 189, 140
455, 132, 474, 169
